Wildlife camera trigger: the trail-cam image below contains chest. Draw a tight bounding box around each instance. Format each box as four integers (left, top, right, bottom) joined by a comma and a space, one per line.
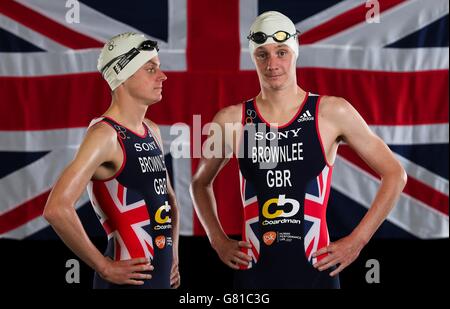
238, 121, 324, 182
118, 131, 167, 184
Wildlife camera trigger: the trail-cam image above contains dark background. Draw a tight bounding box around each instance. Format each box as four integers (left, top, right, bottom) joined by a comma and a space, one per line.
1, 236, 447, 289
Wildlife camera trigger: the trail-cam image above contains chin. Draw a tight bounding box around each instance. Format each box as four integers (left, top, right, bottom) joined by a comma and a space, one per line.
153, 95, 163, 104
266, 81, 285, 90
142, 96, 161, 106
264, 76, 285, 87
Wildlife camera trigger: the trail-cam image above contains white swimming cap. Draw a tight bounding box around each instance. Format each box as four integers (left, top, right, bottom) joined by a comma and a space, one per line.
248, 11, 299, 61
97, 32, 159, 91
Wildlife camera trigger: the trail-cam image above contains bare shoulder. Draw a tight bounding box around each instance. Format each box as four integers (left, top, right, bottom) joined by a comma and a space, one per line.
84, 120, 117, 145
213, 103, 243, 125
70, 120, 118, 165
318, 95, 353, 118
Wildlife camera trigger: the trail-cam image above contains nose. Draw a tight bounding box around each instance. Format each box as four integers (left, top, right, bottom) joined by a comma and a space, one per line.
266, 54, 279, 71
159, 69, 167, 82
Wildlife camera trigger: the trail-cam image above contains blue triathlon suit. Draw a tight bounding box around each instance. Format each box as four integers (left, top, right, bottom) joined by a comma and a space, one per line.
236, 93, 340, 288
87, 116, 172, 289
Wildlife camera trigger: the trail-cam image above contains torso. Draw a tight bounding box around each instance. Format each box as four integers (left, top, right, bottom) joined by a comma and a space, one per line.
86, 116, 173, 289
232, 92, 340, 288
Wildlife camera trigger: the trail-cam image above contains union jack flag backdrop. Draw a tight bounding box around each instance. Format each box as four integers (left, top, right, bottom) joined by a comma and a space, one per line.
0, 0, 448, 240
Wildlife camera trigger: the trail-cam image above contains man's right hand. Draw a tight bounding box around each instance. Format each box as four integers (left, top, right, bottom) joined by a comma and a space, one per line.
212, 238, 253, 270
98, 257, 154, 285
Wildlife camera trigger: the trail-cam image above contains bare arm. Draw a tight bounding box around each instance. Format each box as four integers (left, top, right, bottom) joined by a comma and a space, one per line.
190, 106, 252, 269
43, 123, 152, 285
191, 155, 231, 246
313, 97, 407, 275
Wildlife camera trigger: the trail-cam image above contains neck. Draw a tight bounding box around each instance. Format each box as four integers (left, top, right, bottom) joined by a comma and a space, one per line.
104, 93, 149, 131
258, 82, 306, 111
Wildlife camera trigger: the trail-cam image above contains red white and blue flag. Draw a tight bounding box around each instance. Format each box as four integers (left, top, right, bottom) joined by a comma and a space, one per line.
87, 178, 155, 261
0, 0, 448, 239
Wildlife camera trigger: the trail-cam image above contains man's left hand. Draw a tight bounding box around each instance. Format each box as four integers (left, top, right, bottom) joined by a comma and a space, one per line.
312, 235, 366, 277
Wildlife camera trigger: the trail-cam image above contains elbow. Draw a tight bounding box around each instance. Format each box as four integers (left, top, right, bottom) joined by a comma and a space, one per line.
190, 176, 211, 196
43, 197, 68, 223
401, 170, 408, 190
402, 170, 408, 187
43, 200, 60, 223
392, 164, 407, 190
381, 164, 407, 190
43, 203, 57, 223
190, 176, 212, 209
190, 176, 201, 194
189, 179, 199, 201
400, 167, 408, 189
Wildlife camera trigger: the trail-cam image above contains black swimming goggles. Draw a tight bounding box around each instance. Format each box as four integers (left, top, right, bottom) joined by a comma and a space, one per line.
247, 30, 300, 44
101, 40, 159, 75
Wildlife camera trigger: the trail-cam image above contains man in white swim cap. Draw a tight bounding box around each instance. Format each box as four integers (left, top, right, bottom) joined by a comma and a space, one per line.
248, 11, 300, 61
247, 11, 300, 92
97, 32, 163, 94
44, 33, 180, 289
191, 11, 406, 288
